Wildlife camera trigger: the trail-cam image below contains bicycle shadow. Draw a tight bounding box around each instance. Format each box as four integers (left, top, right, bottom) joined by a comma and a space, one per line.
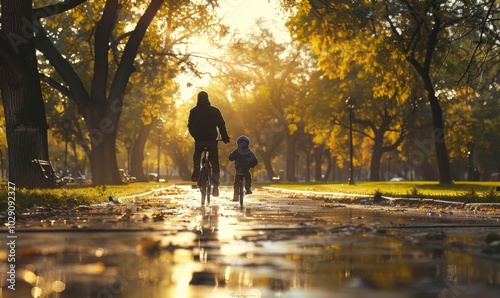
190, 205, 222, 285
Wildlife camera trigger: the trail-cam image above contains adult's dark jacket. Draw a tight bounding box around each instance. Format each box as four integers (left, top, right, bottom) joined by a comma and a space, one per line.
188, 98, 229, 141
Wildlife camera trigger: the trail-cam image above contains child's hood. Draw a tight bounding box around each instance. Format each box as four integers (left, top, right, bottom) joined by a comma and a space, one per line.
236, 135, 250, 147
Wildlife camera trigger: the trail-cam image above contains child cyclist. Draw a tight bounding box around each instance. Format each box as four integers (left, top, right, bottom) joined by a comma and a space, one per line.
228, 135, 258, 201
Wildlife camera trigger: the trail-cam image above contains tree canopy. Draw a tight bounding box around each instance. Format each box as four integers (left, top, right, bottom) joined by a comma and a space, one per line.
1, 0, 498, 187
280, 0, 500, 183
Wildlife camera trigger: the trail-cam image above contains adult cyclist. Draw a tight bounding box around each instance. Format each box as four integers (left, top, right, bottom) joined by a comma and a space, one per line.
187, 91, 230, 197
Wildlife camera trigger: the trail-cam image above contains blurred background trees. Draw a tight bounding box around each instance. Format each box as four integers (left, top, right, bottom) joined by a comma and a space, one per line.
0, 0, 498, 187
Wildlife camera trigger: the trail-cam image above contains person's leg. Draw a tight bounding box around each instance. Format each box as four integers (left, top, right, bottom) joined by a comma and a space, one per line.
244, 171, 252, 194
208, 144, 220, 196
191, 145, 202, 182
232, 174, 239, 201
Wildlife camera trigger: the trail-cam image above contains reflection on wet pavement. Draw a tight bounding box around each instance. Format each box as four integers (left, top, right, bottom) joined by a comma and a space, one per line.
1, 185, 500, 297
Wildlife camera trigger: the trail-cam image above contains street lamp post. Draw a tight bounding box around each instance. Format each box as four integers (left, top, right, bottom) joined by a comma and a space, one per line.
467, 141, 474, 181
165, 159, 169, 181
145, 152, 149, 179
408, 152, 413, 181
295, 154, 299, 181
156, 118, 165, 182
124, 137, 133, 174
0, 147, 3, 181
387, 155, 391, 181
345, 96, 355, 185
61, 119, 71, 175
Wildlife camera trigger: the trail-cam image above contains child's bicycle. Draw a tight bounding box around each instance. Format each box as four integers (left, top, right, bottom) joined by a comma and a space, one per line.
234, 172, 246, 207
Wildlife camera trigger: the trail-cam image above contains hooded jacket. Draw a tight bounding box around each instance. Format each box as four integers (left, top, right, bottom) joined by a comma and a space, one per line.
228, 136, 258, 172
187, 93, 229, 141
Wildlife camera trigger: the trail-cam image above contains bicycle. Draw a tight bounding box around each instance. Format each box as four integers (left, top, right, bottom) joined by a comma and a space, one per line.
197, 146, 213, 206
234, 172, 246, 207
193, 140, 223, 206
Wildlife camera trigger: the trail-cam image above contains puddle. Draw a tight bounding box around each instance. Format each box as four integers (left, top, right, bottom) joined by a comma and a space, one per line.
1, 186, 500, 297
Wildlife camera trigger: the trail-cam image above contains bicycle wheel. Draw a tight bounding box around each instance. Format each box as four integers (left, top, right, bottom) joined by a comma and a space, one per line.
239, 175, 244, 207
206, 168, 212, 205
199, 168, 209, 206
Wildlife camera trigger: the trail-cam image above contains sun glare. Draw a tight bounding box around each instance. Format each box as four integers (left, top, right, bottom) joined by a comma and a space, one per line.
175, 0, 289, 101
189, 37, 213, 55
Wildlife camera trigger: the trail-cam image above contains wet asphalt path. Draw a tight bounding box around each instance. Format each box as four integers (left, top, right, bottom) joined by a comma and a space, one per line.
1, 185, 500, 298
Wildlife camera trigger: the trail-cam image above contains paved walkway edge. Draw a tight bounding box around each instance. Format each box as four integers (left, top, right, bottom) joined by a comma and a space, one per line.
116, 185, 177, 204
262, 186, 500, 208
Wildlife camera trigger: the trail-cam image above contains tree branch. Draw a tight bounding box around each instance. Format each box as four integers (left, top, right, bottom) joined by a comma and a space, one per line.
39, 73, 70, 97
91, 0, 120, 101
110, 31, 133, 66
34, 19, 90, 111
106, 0, 166, 122
458, 0, 496, 85
33, 0, 87, 19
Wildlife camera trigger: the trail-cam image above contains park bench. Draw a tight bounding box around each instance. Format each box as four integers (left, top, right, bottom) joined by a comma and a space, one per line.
32, 159, 74, 187
119, 169, 136, 183
272, 176, 281, 183
76, 170, 87, 186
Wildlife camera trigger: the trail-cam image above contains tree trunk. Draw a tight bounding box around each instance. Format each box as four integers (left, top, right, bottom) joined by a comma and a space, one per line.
304, 153, 311, 182
33, 0, 166, 186
88, 0, 165, 185
255, 149, 276, 181
421, 159, 436, 181
174, 153, 190, 181
0, 0, 52, 188
370, 140, 383, 181
313, 146, 323, 181
85, 110, 123, 185
169, 147, 190, 180
130, 123, 154, 182
285, 133, 297, 181
407, 11, 453, 185
324, 153, 333, 181
88, 134, 123, 185
416, 73, 452, 184
428, 94, 452, 184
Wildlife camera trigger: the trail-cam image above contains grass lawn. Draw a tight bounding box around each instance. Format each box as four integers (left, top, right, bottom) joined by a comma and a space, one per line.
256, 181, 500, 203
0, 182, 174, 210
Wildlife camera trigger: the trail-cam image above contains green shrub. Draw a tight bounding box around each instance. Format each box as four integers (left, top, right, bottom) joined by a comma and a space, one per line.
373, 189, 383, 203
406, 186, 421, 197
481, 187, 499, 202
463, 188, 480, 203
